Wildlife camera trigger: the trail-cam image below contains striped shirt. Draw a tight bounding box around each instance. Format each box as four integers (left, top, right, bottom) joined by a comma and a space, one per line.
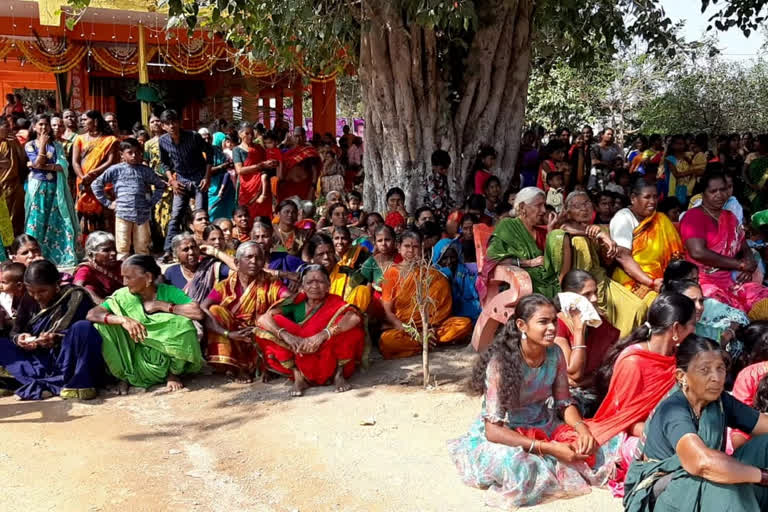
91, 162, 167, 225
158, 130, 210, 182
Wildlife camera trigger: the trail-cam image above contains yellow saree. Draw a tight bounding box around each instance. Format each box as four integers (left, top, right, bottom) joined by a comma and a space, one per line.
612, 212, 684, 299
330, 245, 372, 311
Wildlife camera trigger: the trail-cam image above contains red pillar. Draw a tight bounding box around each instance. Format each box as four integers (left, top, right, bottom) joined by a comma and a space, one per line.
311, 78, 336, 137
292, 87, 303, 129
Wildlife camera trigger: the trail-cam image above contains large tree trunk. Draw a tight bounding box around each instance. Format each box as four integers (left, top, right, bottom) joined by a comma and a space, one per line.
360, 0, 534, 212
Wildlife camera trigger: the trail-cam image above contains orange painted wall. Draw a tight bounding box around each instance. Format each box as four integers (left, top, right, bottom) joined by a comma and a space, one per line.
0, 64, 56, 100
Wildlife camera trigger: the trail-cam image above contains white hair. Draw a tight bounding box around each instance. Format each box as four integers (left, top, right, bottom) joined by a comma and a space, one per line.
197, 127, 210, 135
235, 240, 262, 261
512, 187, 545, 215
564, 190, 590, 209
171, 233, 196, 256
85, 231, 115, 257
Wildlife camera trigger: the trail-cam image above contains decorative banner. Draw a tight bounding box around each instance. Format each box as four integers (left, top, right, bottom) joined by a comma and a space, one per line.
17, 39, 88, 73
69, 60, 85, 111
92, 45, 158, 76
158, 40, 225, 74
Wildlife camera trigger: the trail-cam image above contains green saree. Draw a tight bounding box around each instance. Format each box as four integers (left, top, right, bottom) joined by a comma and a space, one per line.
97, 284, 203, 388
486, 217, 560, 298
624, 395, 768, 512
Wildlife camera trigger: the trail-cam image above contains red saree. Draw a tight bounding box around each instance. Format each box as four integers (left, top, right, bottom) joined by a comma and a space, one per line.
586, 344, 676, 445
278, 145, 320, 201
255, 293, 364, 384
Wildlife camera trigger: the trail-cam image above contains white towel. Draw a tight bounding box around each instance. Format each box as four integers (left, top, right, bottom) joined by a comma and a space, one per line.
557, 292, 602, 328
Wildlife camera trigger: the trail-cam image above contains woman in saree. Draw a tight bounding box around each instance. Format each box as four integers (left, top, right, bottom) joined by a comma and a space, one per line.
745, 134, 768, 211
321, 203, 366, 240
0, 116, 26, 240
164, 233, 230, 304
202, 241, 289, 383
548, 191, 648, 337
431, 238, 481, 323
273, 200, 309, 257
233, 122, 274, 219
24, 114, 80, 266
256, 264, 365, 396
0, 260, 102, 400
73, 231, 122, 304
379, 230, 472, 360
144, 113, 172, 248
355, 212, 384, 253
199, 127, 236, 221
483, 187, 560, 298
448, 294, 618, 509
359, 224, 401, 298
554, 270, 621, 418
86, 255, 204, 393
588, 293, 697, 495
610, 176, 684, 304
71, 110, 118, 237
623, 335, 768, 512
682, 172, 768, 320
278, 126, 320, 202
730, 323, 768, 450
305, 233, 371, 312
250, 221, 302, 283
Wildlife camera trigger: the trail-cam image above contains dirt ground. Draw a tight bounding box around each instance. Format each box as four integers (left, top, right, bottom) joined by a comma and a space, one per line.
0, 346, 622, 512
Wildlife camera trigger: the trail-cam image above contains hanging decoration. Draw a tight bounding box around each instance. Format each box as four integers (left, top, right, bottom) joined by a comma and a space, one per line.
158, 39, 225, 74
226, 50, 277, 78
92, 45, 158, 76
16, 38, 87, 73
0, 38, 12, 60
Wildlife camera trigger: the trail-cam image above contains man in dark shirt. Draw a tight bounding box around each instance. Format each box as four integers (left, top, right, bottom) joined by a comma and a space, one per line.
158, 109, 212, 262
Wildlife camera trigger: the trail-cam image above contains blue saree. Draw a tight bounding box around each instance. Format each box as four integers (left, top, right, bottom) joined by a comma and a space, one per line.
208, 145, 236, 221
0, 286, 103, 400
431, 238, 481, 322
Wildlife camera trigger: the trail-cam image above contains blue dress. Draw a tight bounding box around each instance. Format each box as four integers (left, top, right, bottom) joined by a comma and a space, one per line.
431, 238, 481, 322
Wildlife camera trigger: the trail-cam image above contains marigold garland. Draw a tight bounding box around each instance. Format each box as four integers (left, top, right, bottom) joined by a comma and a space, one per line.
91, 46, 158, 76
158, 42, 225, 74
17, 40, 87, 73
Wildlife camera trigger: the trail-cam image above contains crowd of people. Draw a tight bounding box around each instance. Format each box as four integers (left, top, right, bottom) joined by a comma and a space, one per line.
3, 101, 768, 510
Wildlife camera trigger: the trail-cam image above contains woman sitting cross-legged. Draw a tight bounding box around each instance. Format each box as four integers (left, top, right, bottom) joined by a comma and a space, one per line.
86, 255, 205, 393
448, 294, 619, 509
202, 241, 289, 383
0, 260, 103, 400
431, 238, 481, 323
624, 335, 768, 511
164, 233, 230, 303
379, 230, 472, 359
255, 265, 366, 397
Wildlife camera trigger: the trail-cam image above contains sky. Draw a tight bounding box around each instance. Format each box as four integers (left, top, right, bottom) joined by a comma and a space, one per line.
660, 0, 765, 61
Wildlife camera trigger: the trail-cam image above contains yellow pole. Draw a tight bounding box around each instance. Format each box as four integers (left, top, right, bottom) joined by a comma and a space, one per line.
138, 23, 150, 127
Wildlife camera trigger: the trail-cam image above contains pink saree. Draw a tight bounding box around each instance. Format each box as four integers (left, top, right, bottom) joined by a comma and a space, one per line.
680, 207, 768, 314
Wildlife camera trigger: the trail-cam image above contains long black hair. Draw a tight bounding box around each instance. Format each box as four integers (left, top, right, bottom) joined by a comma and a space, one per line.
84, 109, 112, 136
470, 294, 554, 410
595, 293, 696, 399
736, 321, 768, 371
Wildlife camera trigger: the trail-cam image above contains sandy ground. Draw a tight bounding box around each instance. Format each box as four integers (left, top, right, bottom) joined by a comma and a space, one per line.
0, 346, 622, 512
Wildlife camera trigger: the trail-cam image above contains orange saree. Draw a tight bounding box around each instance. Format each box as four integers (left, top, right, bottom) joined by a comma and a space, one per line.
207, 272, 286, 373
73, 133, 118, 235
379, 264, 472, 359
254, 293, 365, 384
611, 212, 684, 299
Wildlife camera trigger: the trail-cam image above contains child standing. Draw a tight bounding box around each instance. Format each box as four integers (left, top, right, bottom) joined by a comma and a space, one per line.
347, 191, 366, 228
91, 137, 167, 258
317, 144, 346, 197
545, 172, 565, 213
231, 206, 252, 243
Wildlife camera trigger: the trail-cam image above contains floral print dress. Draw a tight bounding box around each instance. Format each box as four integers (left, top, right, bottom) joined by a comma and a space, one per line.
448, 345, 621, 509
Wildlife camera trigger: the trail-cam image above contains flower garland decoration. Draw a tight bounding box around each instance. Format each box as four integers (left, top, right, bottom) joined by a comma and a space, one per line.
91, 45, 158, 76
16, 39, 87, 73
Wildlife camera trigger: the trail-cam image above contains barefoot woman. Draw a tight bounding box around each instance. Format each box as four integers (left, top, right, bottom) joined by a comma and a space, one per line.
256, 265, 365, 396
86, 255, 204, 392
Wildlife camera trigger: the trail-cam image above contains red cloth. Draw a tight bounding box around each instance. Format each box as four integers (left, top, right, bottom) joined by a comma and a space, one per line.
473, 169, 492, 195
730, 361, 768, 442
278, 145, 320, 201
516, 425, 596, 467
586, 344, 676, 445
255, 294, 364, 385
72, 262, 122, 300
556, 316, 620, 376
385, 211, 405, 229
237, 145, 272, 218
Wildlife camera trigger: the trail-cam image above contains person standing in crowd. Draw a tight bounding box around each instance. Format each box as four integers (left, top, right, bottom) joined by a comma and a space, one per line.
469, 145, 497, 195
158, 109, 212, 263
91, 138, 167, 259
198, 127, 236, 221
590, 127, 622, 189
72, 110, 119, 239
103, 112, 119, 136
516, 130, 540, 188
24, 114, 79, 266
143, 113, 171, 250
232, 122, 273, 220
0, 116, 26, 239
279, 126, 320, 202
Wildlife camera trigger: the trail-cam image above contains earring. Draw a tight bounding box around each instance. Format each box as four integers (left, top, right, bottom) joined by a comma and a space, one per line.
673, 334, 679, 342
521, 332, 527, 340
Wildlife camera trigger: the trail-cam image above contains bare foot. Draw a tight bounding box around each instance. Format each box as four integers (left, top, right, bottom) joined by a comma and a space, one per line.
261, 371, 273, 384
234, 370, 254, 384
116, 381, 130, 395
334, 368, 351, 393
291, 369, 309, 397
166, 374, 185, 392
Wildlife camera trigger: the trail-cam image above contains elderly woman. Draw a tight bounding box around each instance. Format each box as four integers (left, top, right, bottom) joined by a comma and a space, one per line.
624, 335, 768, 511
164, 233, 230, 303
681, 171, 768, 319
431, 238, 481, 323
610, 175, 684, 303
250, 220, 303, 280
449, 294, 617, 509
73, 231, 122, 304
547, 191, 647, 336
0, 260, 102, 400
256, 265, 365, 396
379, 230, 472, 359
202, 242, 289, 383
86, 255, 204, 393
483, 187, 559, 298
